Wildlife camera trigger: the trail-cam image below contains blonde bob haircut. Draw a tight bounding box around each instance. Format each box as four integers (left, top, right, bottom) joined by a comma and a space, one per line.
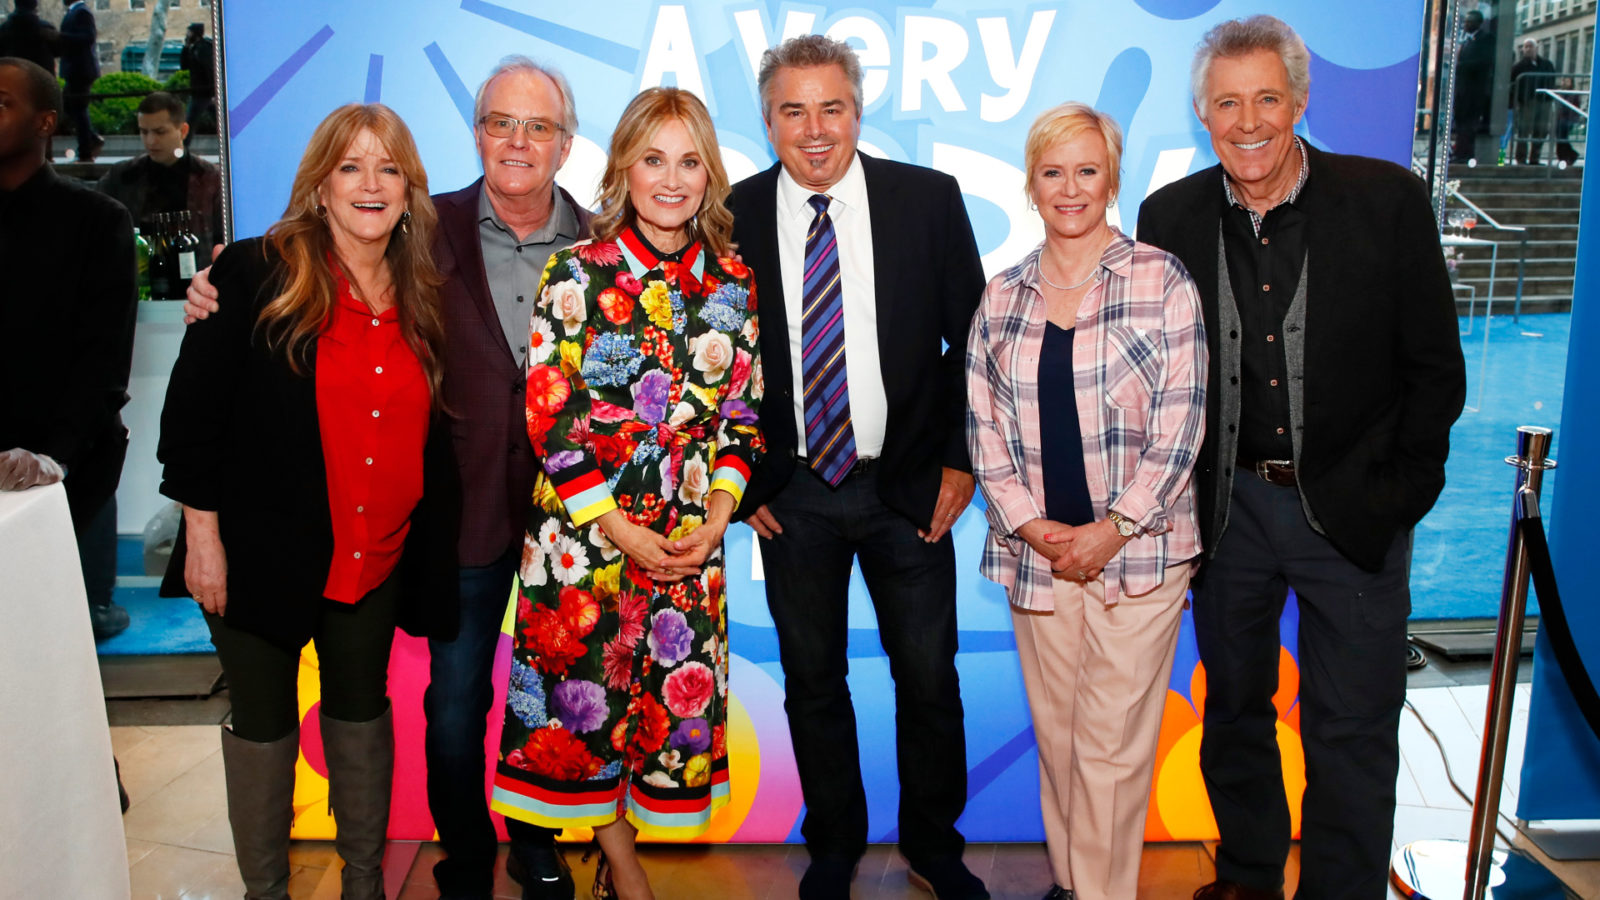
589, 87, 735, 258
259, 103, 445, 401
1023, 101, 1125, 205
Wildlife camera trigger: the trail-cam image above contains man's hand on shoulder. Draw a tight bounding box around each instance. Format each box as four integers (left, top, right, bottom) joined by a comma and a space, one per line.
0, 449, 65, 491
182, 244, 225, 323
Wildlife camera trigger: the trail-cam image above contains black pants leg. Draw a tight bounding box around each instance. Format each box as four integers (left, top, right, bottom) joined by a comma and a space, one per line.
64, 80, 97, 155
760, 465, 967, 863
74, 493, 117, 611
424, 551, 557, 896
208, 574, 400, 743
1195, 473, 1408, 899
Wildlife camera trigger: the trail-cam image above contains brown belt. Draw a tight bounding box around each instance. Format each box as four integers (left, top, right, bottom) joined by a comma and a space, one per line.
1238, 458, 1297, 486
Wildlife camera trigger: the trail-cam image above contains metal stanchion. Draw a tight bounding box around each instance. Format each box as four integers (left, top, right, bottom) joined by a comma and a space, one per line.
1391, 426, 1567, 899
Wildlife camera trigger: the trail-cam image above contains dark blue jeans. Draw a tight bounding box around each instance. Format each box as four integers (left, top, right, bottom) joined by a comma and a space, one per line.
759, 464, 968, 865
425, 549, 555, 896
1194, 471, 1409, 900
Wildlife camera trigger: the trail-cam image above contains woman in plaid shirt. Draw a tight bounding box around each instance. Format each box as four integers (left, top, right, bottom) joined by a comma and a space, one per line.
965, 102, 1207, 900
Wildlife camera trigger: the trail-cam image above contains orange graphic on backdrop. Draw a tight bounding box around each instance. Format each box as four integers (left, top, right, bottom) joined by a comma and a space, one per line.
1144, 646, 1306, 841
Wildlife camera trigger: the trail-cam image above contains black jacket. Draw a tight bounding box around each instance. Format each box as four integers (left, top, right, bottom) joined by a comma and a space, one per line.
1136, 147, 1466, 572
157, 238, 460, 648
56, 2, 96, 85
0, 165, 135, 527
0, 10, 59, 75
727, 154, 984, 527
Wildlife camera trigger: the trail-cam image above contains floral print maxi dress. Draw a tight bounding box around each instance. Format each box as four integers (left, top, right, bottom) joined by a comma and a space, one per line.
489, 226, 762, 838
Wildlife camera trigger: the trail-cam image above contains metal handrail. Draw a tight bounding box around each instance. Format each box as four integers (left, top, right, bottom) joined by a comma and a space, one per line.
1537, 87, 1590, 119
1447, 187, 1527, 236
1445, 185, 1530, 319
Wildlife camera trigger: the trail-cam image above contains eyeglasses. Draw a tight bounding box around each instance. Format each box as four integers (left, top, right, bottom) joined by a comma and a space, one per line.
477, 115, 565, 141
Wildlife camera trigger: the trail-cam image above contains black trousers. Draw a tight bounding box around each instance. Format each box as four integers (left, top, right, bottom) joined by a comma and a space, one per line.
1193, 471, 1409, 900
759, 463, 968, 864
64, 79, 98, 154
207, 573, 401, 742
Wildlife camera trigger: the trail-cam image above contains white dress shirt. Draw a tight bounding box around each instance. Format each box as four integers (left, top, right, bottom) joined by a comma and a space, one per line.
775, 156, 887, 460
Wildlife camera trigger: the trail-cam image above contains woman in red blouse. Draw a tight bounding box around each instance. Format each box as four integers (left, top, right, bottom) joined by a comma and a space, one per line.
157, 104, 456, 900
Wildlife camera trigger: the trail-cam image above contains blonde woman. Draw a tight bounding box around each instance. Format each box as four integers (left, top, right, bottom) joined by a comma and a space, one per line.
158, 103, 454, 900
489, 87, 761, 900
965, 102, 1207, 900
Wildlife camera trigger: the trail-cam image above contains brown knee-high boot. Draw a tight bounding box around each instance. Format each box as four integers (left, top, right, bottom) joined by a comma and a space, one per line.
220, 726, 298, 900
321, 704, 394, 900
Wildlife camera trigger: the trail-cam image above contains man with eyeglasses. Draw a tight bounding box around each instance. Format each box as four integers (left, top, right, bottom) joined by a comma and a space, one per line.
186, 55, 590, 900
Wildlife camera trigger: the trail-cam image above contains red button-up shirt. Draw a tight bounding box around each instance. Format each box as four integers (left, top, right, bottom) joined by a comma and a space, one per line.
317, 268, 430, 603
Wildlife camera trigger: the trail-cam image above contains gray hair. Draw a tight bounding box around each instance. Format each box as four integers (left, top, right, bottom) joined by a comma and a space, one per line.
756, 34, 864, 122
473, 55, 578, 136
1190, 15, 1310, 118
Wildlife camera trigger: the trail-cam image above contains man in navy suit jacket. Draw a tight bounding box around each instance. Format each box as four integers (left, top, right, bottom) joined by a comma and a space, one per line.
728, 34, 989, 900
57, 0, 100, 161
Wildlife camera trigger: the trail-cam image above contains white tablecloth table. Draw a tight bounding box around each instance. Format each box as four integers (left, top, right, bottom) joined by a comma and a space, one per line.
0, 483, 130, 898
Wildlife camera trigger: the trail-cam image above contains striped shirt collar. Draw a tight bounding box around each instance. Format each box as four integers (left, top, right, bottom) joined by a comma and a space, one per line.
1221, 136, 1309, 235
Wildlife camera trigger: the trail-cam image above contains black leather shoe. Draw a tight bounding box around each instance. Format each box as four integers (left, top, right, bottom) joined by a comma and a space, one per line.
799, 856, 856, 900
90, 601, 130, 641
1042, 887, 1074, 900
1193, 880, 1285, 900
906, 857, 990, 900
507, 839, 575, 900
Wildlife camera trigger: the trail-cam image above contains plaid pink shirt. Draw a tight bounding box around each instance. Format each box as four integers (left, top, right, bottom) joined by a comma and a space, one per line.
965, 230, 1207, 611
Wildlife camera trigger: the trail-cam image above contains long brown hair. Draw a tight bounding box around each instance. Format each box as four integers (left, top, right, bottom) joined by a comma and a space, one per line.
589, 88, 735, 258
258, 103, 445, 401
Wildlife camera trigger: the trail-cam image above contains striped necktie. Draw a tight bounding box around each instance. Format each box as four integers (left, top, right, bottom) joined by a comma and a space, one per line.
801, 193, 857, 486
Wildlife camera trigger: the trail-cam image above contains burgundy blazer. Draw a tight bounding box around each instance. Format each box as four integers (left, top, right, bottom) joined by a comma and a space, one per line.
432, 179, 592, 567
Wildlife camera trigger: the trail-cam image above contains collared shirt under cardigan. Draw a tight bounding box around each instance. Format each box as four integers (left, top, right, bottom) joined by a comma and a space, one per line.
1222, 136, 1309, 462
477, 182, 584, 370
774, 156, 888, 460
966, 230, 1208, 611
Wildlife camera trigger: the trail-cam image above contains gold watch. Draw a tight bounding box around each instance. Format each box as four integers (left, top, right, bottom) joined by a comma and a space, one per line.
1106, 510, 1138, 537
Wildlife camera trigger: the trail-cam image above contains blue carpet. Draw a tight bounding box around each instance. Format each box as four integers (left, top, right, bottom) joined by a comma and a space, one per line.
1410, 312, 1569, 620
100, 536, 212, 655
96, 583, 214, 656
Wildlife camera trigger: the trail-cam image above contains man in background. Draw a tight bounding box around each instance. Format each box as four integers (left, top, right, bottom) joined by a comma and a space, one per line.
57, 0, 101, 161
179, 22, 215, 141
1453, 9, 1495, 163
1509, 38, 1556, 165
97, 91, 223, 258
0, 57, 138, 641
0, 0, 58, 77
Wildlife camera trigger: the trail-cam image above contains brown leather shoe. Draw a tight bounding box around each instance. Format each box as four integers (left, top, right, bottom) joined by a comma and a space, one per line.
1193, 880, 1285, 900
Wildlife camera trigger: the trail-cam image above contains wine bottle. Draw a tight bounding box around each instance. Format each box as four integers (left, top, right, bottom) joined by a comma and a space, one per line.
134, 227, 151, 301
148, 215, 173, 301
175, 211, 198, 297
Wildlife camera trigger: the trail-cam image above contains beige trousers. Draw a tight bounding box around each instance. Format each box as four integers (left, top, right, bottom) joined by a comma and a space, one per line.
1011, 565, 1192, 900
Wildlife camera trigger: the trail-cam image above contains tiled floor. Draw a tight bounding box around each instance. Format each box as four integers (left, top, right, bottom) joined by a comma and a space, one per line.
114, 684, 1600, 899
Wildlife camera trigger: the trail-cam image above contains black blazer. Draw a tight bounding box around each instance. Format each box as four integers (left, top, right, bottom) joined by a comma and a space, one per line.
431, 179, 592, 567
0, 166, 135, 529
1136, 147, 1466, 572
157, 238, 460, 648
728, 154, 985, 527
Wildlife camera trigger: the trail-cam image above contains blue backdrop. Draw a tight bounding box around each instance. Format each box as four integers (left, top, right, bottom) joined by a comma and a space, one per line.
1515, 36, 1600, 823
217, 0, 1430, 843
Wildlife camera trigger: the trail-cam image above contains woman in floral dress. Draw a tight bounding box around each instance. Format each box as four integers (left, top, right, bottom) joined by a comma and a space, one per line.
489, 87, 761, 899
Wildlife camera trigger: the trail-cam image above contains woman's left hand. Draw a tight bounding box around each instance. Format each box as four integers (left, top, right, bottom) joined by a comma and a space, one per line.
1046, 519, 1131, 581
666, 491, 736, 570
